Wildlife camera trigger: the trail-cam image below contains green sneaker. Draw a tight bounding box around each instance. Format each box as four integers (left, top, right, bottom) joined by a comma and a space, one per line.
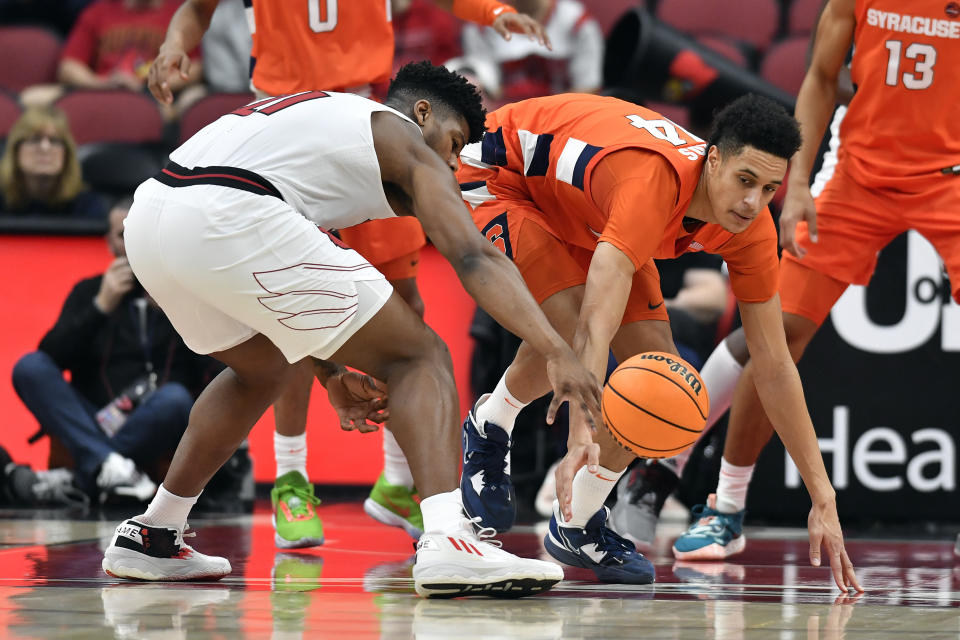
363, 472, 423, 539
271, 471, 324, 549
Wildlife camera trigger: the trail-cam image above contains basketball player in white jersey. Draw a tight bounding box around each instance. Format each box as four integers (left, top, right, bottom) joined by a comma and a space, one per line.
100, 62, 602, 598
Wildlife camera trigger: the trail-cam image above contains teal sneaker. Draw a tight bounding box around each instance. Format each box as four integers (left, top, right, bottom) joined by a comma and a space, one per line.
672, 494, 746, 561
271, 471, 324, 549
363, 472, 423, 539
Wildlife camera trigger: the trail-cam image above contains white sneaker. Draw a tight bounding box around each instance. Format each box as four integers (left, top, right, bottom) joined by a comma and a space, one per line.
413, 518, 563, 598
534, 461, 560, 519
97, 453, 157, 503
102, 519, 232, 581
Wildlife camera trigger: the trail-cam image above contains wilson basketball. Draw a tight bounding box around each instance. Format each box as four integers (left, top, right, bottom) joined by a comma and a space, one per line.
601, 352, 710, 458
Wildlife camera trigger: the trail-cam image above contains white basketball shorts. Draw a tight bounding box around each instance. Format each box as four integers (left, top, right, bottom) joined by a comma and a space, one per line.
124, 177, 393, 362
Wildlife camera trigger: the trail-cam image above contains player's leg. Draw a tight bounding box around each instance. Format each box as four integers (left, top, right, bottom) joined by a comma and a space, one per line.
364, 274, 426, 539
103, 332, 294, 580
342, 219, 427, 538
270, 358, 324, 549
324, 290, 563, 597
672, 261, 850, 561
543, 270, 673, 584
461, 209, 587, 532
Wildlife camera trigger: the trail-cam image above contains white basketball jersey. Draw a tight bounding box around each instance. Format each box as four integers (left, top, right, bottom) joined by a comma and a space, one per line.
168, 91, 415, 229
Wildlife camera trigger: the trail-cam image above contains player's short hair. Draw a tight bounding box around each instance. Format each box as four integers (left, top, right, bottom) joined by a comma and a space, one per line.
387, 61, 486, 143
707, 94, 801, 160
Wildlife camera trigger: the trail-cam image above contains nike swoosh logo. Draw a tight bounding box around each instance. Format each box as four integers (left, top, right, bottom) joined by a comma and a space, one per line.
648, 301, 664, 310
383, 495, 411, 518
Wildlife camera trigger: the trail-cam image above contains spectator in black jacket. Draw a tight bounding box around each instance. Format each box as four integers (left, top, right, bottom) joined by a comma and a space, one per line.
11, 197, 217, 502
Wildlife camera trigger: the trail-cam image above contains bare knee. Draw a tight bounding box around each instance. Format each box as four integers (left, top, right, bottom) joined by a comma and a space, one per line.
783, 313, 819, 363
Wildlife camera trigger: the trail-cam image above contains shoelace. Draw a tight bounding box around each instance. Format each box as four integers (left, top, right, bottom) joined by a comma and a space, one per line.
284, 485, 321, 516
468, 433, 509, 484
175, 524, 197, 548
584, 521, 636, 558
463, 516, 503, 549
685, 508, 732, 538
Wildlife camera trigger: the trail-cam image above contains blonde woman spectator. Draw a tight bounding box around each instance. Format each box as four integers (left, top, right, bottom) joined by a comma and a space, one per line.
0, 106, 106, 218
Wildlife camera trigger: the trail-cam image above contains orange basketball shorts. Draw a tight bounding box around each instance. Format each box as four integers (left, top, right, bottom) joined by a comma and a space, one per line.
337, 217, 426, 281
781, 164, 960, 325
471, 200, 668, 325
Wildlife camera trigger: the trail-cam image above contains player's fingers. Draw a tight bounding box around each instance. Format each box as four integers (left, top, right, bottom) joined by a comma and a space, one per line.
546, 393, 563, 425
555, 458, 575, 521
843, 553, 864, 592
807, 210, 819, 244
586, 443, 599, 474
177, 53, 191, 80
829, 550, 847, 592
809, 531, 823, 567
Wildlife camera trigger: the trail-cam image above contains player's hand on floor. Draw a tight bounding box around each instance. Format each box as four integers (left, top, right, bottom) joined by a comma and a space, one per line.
326, 371, 389, 433
148, 45, 192, 105
808, 499, 863, 593
492, 12, 552, 49
779, 185, 819, 259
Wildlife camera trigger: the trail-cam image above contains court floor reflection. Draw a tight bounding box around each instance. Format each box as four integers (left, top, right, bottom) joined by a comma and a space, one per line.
1, 501, 959, 639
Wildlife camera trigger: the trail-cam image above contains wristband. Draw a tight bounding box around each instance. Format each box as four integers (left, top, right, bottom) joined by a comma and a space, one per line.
452, 0, 517, 26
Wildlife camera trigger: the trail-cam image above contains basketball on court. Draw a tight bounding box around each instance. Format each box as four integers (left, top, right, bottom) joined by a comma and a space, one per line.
601, 352, 710, 458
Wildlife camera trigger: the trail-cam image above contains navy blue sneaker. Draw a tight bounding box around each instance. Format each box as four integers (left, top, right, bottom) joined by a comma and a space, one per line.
544, 503, 655, 584
459, 401, 515, 533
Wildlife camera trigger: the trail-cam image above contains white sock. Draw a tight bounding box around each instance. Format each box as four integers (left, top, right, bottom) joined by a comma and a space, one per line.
474, 376, 527, 436
274, 432, 308, 480
382, 428, 415, 489
138, 484, 199, 528
420, 489, 465, 534
715, 457, 754, 514
562, 465, 625, 527
673, 339, 745, 477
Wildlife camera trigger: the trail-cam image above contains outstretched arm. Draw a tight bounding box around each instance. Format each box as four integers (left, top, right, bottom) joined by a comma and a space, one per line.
739, 295, 862, 593
372, 112, 602, 432
148, 0, 220, 104
431, 0, 551, 48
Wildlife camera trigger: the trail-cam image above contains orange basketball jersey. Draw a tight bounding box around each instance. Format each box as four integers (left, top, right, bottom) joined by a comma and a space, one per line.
249, 0, 394, 95
460, 94, 780, 303
839, 0, 960, 188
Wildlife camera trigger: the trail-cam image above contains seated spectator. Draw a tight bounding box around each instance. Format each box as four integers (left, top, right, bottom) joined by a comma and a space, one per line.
456, 0, 603, 106
0, 106, 107, 218
22, 0, 202, 115
11, 198, 220, 503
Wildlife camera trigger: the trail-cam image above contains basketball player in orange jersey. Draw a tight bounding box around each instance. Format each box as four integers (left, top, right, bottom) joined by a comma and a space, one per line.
654, 0, 960, 563
147, 0, 548, 548
455, 92, 863, 591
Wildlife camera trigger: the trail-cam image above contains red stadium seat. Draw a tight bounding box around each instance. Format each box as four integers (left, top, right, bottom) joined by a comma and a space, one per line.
697, 36, 748, 67
788, 0, 823, 35
0, 91, 22, 140
0, 27, 61, 92
178, 92, 255, 144
760, 37, 810, 96
657, 0, 780, 51
56, 90, 164, 145
581, 0, 644, 35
